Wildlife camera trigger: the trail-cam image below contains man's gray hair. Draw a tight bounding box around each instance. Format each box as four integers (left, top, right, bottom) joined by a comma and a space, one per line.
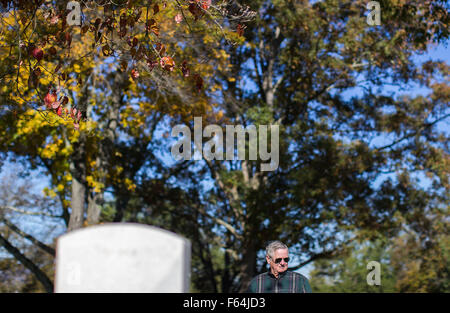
266, 241, 288, 258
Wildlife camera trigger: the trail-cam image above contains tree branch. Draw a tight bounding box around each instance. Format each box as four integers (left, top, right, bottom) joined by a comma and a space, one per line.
288, 237, 357, 271
196, 203, 243, 241
1, 205, 61, 219
1, 218, 55, 257
204, 158, 243, 224
374, 113, 450, 152
0, 232, 54, 292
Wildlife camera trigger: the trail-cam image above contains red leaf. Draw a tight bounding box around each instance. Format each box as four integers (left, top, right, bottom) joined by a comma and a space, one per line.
48, 46, 57, 55
56, 105, 62, 116
160, 56, 175, 71
132, 37, 139, 47
70, 107, 77, 119
131, 68, 139, 80
199, 0, 211, 10
71, 107, 82, 122
175, 13, 183, 24
155, 43, 166, 56
50, 15, 59, 25
181, 60, 190, 77
194, 74, 203, 92
188, 3, 201, 20
146, 58, 157, 72
52, 101, 60, 109
146, 19, 159, 36
81, 25, 89, 35
237, 24, 245, 37
44, 92, 57, 108
120, 60, 128, 72
65, 32, 72, 47
31, 47, 44, 61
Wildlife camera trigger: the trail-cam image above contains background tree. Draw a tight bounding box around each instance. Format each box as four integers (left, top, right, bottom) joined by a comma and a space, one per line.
310, 239, 398, 293
158, 0, 449, 292
309, 219, 449, 293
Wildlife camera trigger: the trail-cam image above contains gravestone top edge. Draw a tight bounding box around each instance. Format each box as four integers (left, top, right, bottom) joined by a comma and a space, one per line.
58, 222, 190, 244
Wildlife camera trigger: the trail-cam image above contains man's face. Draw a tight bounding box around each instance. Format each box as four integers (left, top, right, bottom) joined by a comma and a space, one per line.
267, 248, 289, 276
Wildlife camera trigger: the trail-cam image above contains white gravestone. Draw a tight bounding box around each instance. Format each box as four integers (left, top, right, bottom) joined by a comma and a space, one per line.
54, 223, 191, 292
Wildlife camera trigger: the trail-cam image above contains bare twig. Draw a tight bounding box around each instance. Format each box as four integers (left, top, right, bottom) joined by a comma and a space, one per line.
0, 205, 61, 219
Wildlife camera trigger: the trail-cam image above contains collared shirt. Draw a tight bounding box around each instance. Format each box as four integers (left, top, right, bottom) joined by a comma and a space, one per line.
246, 270, 312, 293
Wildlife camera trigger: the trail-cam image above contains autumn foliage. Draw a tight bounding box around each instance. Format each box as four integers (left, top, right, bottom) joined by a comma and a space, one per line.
0, 0, 249, 128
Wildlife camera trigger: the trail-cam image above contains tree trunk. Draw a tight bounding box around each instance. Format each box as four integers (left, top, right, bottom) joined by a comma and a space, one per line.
68, 133, 87, 232
222, 249, 232, 293
113, 194, 129, 222
94, 71, 124, 223
86, 192, 102, 225
238, 238, 257, 292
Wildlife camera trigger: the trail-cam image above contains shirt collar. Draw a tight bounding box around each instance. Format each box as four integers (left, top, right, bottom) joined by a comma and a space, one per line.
268, 269, 288, 279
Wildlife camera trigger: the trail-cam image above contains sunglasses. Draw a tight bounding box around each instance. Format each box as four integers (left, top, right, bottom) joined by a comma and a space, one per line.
273, 257, 290, 264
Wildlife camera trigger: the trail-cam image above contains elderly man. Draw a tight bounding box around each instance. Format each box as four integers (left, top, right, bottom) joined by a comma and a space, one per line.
247, 241, 312, 293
